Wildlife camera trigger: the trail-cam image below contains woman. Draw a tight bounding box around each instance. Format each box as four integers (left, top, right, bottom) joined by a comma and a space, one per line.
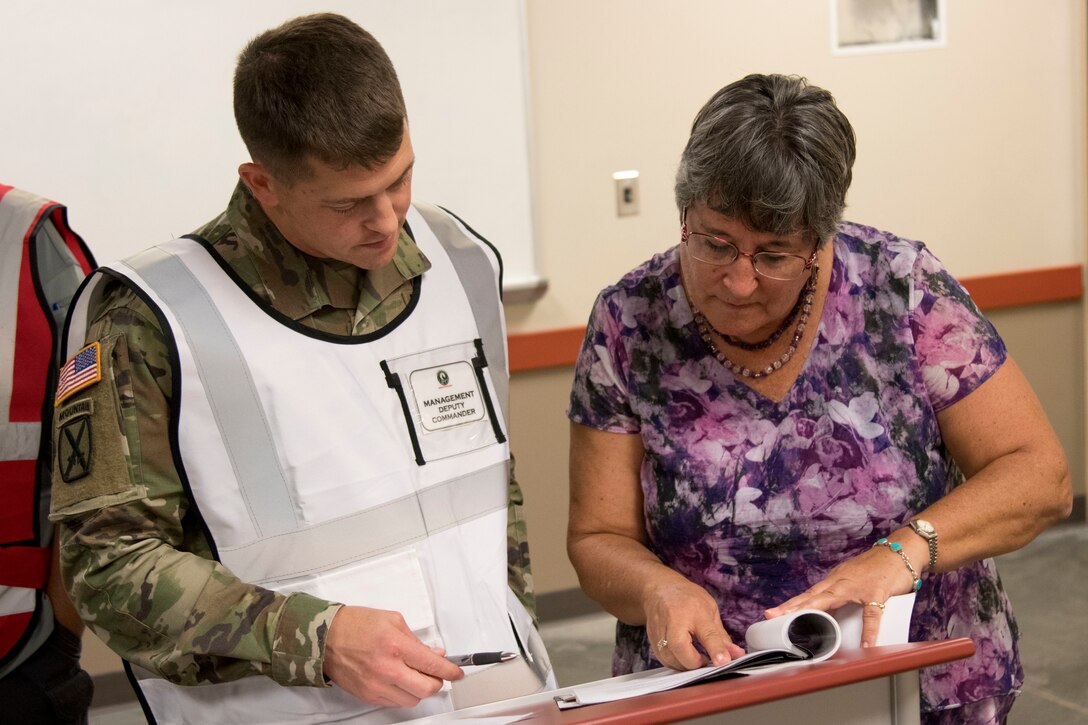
566, 73, 1071, 724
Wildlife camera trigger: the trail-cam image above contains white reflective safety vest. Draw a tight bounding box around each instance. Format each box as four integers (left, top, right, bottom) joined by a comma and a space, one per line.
65, 203, 552, 724
0, 184, 95, 676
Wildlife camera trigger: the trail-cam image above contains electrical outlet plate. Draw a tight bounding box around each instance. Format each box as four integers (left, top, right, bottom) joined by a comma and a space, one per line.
613, 170, 639, 217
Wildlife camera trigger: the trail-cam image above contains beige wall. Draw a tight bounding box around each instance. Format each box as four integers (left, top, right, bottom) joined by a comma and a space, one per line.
510, 0, 1086, 336
988, 303, 1086, 504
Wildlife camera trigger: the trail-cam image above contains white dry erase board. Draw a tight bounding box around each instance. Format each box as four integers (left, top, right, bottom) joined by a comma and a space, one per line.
0, 0, 542, 294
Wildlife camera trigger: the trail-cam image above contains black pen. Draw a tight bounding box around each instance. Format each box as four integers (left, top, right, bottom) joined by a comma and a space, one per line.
444, 651, 519, 666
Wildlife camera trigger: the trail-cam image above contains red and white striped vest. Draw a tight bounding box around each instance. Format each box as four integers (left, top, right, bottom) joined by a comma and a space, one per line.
0, 184, 95, 673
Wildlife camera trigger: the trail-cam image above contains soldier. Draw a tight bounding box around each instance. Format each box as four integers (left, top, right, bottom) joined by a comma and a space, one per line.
0, 185, 96, 723
50, 13, 552, 723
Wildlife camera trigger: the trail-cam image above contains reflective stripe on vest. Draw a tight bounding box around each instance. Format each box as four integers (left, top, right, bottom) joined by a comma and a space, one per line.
0, 184, 95, 673
413, 202, 510, 423
69, 204, 548, 723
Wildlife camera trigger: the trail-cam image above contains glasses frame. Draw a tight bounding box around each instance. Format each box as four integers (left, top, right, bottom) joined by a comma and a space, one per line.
680, 210, 818, 282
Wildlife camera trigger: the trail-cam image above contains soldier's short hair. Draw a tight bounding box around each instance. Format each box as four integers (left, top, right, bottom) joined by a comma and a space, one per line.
234, 13, 407, 185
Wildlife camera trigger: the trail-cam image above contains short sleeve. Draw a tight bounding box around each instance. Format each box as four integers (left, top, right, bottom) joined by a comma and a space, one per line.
909, 245, 1007, 411
567, 291, 641, 433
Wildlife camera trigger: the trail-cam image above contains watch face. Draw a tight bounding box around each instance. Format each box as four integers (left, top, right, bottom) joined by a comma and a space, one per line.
912, 519, 936, 537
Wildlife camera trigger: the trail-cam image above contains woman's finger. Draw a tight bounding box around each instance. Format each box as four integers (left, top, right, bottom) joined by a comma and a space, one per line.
697, 627, 746, 665
860, 601, 885, 647
670, 635, 707, 671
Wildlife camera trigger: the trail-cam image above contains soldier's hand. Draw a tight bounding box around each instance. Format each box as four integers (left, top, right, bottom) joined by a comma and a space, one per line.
323, 605, 464, 708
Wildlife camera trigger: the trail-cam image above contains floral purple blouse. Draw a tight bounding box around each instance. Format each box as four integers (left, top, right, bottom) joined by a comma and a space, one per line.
568, 222, 1021, 714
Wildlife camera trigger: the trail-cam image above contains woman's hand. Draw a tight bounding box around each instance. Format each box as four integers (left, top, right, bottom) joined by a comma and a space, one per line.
568, 424, 744, 669
763, 534, 925, 647
643, 576, 745, 670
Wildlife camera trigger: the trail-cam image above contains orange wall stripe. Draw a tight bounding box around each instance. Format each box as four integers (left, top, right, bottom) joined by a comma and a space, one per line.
959, 264, 1082, 312
508, 326, 587, 373
508, 264, 1084, 373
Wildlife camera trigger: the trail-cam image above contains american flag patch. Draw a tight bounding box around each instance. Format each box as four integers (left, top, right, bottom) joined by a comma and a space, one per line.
55, 342, 102, 406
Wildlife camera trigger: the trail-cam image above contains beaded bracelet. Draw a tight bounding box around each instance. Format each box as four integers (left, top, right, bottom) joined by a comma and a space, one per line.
873, 537, 922, 592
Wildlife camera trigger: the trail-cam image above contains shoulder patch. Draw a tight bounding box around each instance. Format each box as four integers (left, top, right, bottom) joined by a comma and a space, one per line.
58, 414, 92, 483
55, 342, 102, 406
56, 397, 94, 425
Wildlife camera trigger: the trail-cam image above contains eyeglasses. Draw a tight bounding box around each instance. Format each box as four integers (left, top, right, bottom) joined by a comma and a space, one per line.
681, 216, 817, 282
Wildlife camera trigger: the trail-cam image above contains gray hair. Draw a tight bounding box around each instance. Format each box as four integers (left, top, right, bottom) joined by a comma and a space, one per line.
674, 74, 856, 244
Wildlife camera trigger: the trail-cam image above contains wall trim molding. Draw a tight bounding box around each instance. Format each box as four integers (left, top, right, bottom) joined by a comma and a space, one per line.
509, 327, 588, 373
508, 264, 1084, 372
959, 264, 1083, 311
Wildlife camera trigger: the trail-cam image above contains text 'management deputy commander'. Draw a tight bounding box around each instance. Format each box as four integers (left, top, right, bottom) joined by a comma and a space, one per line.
566, 74, 1071, 725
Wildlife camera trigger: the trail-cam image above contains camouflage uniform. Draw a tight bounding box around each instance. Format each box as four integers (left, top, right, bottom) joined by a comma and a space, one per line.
50, 183, 536, 688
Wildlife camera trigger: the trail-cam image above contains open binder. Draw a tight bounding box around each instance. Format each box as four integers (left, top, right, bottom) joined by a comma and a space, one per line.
555, 594, 915, 710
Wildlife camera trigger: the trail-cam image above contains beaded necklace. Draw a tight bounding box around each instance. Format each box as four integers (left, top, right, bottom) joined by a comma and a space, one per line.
691, 262, 819, 379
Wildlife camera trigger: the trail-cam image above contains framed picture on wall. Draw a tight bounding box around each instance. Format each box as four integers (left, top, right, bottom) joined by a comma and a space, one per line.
832, 0, 947, 55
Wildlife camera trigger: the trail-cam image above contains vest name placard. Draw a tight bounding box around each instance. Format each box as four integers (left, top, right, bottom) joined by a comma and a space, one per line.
410, 361, 486, 431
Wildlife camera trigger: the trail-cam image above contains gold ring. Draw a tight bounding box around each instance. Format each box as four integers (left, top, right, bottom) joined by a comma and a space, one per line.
656, 638, 669, 650
865, 601, 886, 610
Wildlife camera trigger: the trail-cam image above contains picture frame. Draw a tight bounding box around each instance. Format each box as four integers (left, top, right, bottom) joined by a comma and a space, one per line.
832, 0, 947, 55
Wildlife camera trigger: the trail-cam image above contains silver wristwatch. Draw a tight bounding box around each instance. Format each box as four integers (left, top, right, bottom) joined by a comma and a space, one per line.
908, 519, 938, 570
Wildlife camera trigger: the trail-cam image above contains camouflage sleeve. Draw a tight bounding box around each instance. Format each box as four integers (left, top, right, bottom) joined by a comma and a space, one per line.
506, 454, 538, 624
50, 279, 341, 687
